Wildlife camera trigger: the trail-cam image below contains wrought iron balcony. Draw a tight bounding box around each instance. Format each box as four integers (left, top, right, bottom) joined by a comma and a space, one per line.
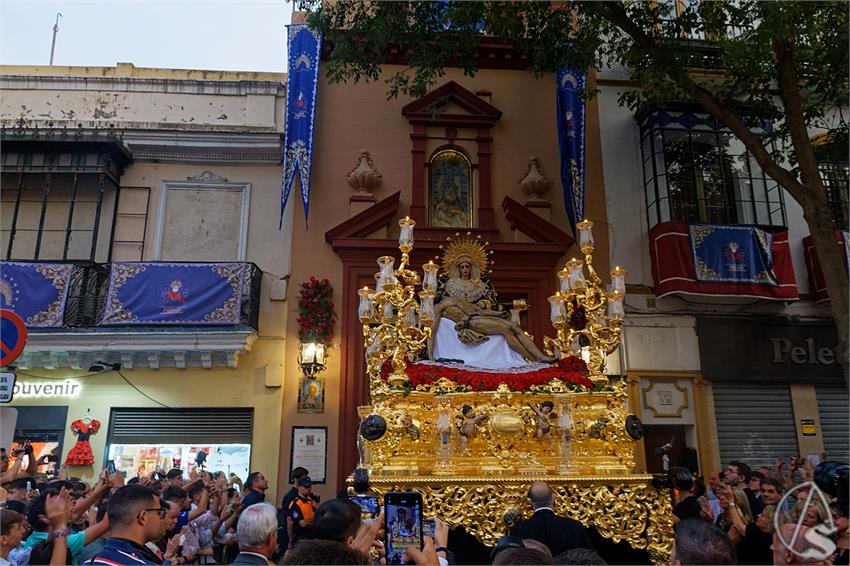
1, 261, 263, 369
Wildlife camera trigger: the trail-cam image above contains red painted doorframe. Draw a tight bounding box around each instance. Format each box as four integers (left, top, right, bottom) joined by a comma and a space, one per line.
329, 237, 571, 487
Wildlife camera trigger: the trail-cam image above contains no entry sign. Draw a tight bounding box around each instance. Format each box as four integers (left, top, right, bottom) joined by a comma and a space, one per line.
0, 309, 27, 368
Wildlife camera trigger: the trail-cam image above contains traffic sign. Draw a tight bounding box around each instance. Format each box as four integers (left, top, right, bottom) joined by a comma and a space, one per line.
0, 372, 15, 403
0, 309, 27, 368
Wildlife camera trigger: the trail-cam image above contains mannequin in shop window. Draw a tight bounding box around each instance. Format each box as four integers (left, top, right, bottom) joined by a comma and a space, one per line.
65, 411, 100, 466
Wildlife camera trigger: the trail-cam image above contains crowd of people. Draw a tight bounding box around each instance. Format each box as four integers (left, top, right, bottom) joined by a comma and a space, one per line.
0, 445, 847, 565
669, 459, 848, 566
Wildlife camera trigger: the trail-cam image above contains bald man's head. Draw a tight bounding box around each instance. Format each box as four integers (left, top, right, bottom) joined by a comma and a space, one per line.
528, 481, 554, 510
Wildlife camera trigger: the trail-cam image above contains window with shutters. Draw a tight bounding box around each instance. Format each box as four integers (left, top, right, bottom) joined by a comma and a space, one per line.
712, 383, 799, 469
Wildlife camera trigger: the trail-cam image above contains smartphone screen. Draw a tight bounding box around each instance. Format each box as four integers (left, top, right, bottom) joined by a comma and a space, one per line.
384, 491, 424, 565
423, 519, 436, 539
107, 460, 117, 475
350, 495, 380, 521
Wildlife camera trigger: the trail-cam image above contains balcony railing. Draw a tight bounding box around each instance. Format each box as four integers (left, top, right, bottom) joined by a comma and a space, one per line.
2, 261, 262, 332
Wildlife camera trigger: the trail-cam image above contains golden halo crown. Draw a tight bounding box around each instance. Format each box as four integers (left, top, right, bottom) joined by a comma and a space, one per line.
440, 232, 492, 273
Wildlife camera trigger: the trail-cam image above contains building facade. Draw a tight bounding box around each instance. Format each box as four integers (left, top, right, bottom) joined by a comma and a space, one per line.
597, 61, 848, 475
278, 43, 616, 494
0, 63, 291, 500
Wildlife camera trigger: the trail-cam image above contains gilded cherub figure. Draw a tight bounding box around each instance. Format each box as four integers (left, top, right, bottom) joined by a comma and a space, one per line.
528, 401, 555, 440
459, 404, 488, 452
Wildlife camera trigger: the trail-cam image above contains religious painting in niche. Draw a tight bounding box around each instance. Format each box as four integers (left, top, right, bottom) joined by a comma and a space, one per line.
428, 149, 473, 228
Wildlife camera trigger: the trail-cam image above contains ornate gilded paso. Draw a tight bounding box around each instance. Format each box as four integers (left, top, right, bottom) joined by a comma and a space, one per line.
353, 218, 672, 562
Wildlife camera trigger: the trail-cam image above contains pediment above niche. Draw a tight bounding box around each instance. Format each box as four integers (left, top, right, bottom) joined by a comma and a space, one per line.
402, 81, 502, 127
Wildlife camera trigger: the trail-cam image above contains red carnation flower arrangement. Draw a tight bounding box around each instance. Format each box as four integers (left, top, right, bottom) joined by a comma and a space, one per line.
297, 277, 336, 346
380, 355, 594, 393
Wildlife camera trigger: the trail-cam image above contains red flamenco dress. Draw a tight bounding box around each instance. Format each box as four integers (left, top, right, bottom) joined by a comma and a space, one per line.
65, 419, 101, 466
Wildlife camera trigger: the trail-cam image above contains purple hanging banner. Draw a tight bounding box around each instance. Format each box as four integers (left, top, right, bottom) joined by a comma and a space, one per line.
281, 24, 323, 227
556, 66, 587, 235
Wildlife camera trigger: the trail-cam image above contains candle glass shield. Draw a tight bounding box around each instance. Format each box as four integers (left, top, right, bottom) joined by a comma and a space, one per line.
398, 216, 415, 251
576, 219, 595, 254
358, 287, 375, 321
377, 256, 398, 289
610, 267, 628, 295
422, 261, 439, 292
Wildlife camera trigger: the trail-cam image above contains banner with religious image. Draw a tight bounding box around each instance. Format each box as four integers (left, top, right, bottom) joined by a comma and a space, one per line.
100, 263, 246, 325
689, 224, 778, 285
281, 24, 323, 227
648, 221, 798, 301
555, 65, 587, 236
0, 262, 73, 327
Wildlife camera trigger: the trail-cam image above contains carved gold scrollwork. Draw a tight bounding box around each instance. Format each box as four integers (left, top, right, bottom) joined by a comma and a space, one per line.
357, 476, 672, 564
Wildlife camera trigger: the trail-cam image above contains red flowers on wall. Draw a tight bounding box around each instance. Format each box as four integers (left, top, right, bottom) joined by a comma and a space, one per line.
297, 277, 336, 345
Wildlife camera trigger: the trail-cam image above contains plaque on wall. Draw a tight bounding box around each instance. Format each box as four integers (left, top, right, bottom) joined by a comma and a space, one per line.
642, 379, 689, 418
289, 426, 327, 484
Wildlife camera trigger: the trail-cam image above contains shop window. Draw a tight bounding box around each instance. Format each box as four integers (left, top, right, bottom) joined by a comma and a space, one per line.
106, 407, 253, 480
639, 109, 786, 229
108, 443, 251, 480
428, 148, 473, 228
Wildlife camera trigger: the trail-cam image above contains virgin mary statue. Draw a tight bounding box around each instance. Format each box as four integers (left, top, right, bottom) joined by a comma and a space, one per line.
430, 237, 555, 369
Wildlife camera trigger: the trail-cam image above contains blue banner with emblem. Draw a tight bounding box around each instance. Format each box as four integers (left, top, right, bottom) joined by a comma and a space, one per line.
281, 24, 323, 228
101, 263, 246, 325
556, 66, 587, 236
689, 224, 778, 285
0, 262, 72, 327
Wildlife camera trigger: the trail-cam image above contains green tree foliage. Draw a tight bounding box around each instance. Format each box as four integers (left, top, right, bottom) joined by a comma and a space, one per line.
302, 0, 849, 378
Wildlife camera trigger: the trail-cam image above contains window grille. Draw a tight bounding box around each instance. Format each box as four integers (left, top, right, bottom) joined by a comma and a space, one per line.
639, 109, 786, 229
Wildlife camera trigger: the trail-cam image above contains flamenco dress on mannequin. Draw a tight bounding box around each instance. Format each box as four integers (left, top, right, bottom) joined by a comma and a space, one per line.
65, 419, 101, 466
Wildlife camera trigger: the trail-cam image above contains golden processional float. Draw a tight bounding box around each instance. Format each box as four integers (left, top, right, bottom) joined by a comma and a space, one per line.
351, 217, 672, 563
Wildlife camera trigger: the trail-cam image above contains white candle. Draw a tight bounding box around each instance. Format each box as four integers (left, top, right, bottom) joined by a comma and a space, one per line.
610, 266, 628, 295
422, 260, 439, 292
418, 290, 435, 323
548, 294, 566, 324
608, 290, 625, 320
576, 219, 594, 253
558, 267, 570, 293
398, 216, 415, 249
566, 258, 585, 289
358, 287, 374, 320
377, 256, 397, 288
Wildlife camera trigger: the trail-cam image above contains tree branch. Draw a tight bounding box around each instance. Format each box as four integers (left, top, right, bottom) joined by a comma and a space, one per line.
769, 12, 827, 203
595, 0, 810, 204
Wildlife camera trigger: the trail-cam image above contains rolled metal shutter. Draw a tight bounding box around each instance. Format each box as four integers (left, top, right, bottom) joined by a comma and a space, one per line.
815, 386, 849, 463
712, 383, 798, 469
108, 408, 253, 445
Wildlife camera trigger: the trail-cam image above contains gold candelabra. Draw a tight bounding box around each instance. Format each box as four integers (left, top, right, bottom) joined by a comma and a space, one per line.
358, 217, 433, 388
543, 219, 627, 387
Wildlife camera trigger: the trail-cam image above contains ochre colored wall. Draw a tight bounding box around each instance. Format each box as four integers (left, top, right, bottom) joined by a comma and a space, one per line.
7, 337, 285, 502
279, 65, 610, 498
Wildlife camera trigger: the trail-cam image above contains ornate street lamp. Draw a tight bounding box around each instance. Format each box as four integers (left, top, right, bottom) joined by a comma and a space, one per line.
298, 341, 326, 377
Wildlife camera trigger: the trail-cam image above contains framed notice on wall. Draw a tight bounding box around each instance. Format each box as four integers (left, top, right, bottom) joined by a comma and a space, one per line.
289, 426, 327, 484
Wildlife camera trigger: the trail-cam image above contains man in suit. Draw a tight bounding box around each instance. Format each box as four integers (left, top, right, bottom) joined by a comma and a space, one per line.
231, 503, 277, 565
509, 480, 593, 557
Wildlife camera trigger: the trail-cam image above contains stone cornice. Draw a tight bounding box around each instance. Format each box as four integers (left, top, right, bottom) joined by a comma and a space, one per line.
1, 74, 285, 96
124, 129, 283, 163
14, 329, 258, 370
